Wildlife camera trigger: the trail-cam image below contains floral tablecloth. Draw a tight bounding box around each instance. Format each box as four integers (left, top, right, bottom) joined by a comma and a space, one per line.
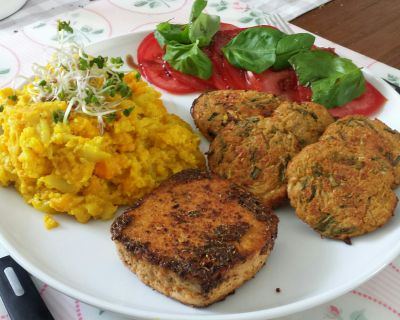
0, 0, 400, 319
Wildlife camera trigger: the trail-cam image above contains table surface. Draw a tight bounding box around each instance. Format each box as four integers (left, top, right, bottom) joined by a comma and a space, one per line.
293, 0, 400, 69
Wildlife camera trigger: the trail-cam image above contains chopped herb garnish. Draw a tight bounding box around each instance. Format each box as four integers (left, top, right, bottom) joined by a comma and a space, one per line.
90, 56, 106, 69
78, 58, 89, 70
315, 213, 335, 232
250, 166, 261, 179
117, 82, 132, 98
52, 110, 65, 123
307, 184, 317, 202
38, 80, 47, 86
207, 112, 219, 121
278, 163, 286, 182
57, 90, 65, 100
187, 210, 201, 217
8, 95, 17, 101
250, 148, 257, 162
135, 72, 142, 81
57, 20, 73, 33
123, 107, 134, 117
105, 112, 117, 123
0, 105, 4, 112
110, 57, 123, 67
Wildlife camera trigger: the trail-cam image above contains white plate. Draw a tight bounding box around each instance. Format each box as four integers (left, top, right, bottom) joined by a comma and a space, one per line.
0, 0, 27, 20
1, 31, 400, 320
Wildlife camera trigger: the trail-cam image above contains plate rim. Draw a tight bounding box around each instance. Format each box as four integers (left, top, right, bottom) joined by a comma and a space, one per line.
1, 30, 400, 320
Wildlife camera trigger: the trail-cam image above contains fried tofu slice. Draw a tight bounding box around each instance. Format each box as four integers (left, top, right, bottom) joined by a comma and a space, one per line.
111, 169, 278, 307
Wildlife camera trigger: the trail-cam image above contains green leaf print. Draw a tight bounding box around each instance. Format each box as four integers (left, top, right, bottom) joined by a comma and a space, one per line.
91, 29, 104, 35
350, 310, 368, 320
239, 16, 253, 23
0, 68, 10, 75
134, 0, 148, 7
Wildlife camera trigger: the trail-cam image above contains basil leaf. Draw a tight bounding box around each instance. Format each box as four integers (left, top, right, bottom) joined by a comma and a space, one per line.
164, 41, 212, 80
273, 33, 315, 70
222, 27, 285, 74
289, 50, 366, 108
311, 67, 365, 108
190, 0, 207, 22
289, 50, 336, 85
189, 13, 220, 47
154, 22, 190, 47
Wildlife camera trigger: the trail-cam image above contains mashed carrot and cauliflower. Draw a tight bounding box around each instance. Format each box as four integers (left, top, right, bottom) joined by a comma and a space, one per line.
0, 72, 205, 226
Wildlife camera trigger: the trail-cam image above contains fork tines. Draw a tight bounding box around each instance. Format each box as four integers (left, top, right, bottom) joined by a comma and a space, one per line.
264, 13, 294, 34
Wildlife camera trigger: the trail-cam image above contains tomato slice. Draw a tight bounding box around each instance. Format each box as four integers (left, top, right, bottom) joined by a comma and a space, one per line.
219, 22, 240, 31
208, 28, 249, 90
297, 85, 312, 101
245, 69, 301, 101
328, 81, 386, 118
139, 61, 198, 94
138, 33, 209, 93
137, 27, 386, 118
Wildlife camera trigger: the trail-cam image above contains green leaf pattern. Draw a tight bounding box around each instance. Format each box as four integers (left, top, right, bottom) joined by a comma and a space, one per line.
324, 305, 370, 320
209, 0, 228, 12
0, 68, 10, 75
133, 0, 177, 8
238, 9, 269, 25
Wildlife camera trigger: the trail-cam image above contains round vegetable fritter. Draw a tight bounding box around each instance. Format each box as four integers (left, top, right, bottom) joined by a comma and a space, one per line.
320, 115, 400, 186
287, 142, 397, 241
208, 117, 301, 208
191, 90, 282, 141
272, 101, 334, 147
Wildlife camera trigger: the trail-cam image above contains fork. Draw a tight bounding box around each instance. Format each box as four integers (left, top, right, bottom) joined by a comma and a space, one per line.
264, 13, 295, 34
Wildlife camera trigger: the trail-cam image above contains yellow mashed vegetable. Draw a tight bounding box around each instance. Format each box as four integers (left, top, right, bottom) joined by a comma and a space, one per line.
0, 72, 205, 224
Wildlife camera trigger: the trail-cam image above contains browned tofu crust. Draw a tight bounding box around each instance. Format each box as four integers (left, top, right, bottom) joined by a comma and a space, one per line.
191, 90, 282, 141
208, 117, 301, 208
287, 141, 397, 241
320, 115, 400, 186
111, 169, 278, 307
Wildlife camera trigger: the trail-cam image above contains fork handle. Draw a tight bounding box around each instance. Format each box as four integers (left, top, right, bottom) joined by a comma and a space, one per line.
0, 255, 54, 320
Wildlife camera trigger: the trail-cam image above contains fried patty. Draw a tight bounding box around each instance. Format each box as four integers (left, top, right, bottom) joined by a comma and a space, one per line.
208, 117, 301, 208
111, 169, 278, 307
287, 142, 397, 241
320, 115, 400, 186
272, 101, 334, 146
191, 90, 281, 141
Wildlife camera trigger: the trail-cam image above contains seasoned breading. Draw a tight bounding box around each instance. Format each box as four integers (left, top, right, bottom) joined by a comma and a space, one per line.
287, 142, 397, 241
208, 117, 301, 208
370, 118, 400, 185
272, 101, 334, 146
191, 90, 281, 140
320, 115, 400, 186
111, 169, 278, 307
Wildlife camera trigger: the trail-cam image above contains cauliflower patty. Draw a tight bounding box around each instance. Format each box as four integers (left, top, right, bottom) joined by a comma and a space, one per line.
287, 142, 397, 240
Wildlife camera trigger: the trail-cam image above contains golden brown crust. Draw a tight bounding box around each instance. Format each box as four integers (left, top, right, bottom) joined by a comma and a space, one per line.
287, 141, 397, 240
191, 90, 281, 141
207, 117, 301, 208
320, 115, 400, 186
272, 101, 334, 147
115, 241, 271, 307
111, 169, 278, 306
